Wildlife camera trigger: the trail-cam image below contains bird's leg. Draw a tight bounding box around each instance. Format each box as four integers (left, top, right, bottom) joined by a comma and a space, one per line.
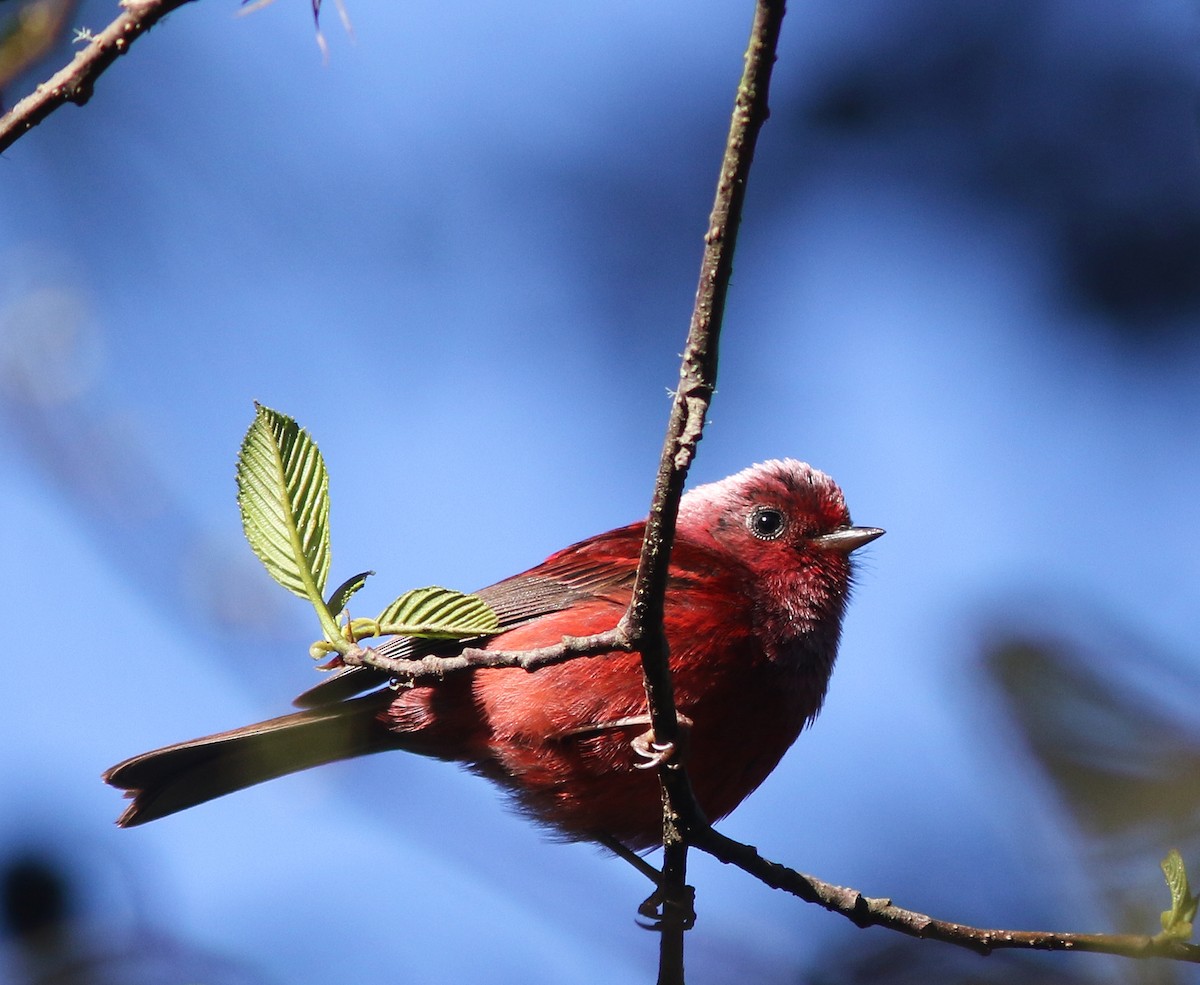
595, 834, 696, 930
637, 884, 697, 931
563, 713, 693, 769
596, 833, 661, 884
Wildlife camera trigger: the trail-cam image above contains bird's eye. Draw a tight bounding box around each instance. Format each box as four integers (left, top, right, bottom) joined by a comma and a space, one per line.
747, 506, 787, 541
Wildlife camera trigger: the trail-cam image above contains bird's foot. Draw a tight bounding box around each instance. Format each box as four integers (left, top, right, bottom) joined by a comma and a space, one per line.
637, 884, 697, 931
632, 713, 693, 770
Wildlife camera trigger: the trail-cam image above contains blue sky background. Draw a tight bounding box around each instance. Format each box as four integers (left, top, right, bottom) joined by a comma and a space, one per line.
2, 0, 1200, 981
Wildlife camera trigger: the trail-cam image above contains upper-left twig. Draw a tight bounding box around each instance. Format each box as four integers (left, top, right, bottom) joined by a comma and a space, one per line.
0, 0, 195, 155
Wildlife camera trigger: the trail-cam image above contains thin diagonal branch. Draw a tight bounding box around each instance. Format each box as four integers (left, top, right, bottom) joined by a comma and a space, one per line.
0, 0, 194, 155
690, 825, 1200, 962
623, 0, 786, 734
623, 2, 786, 952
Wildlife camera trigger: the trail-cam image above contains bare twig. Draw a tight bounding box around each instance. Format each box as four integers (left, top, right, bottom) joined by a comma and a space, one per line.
689, 825, 1200, 962
620, 2, 787, 954
625, 0, 786, 748
0, 0, 194, 155
340, 631, 632, 682
653, 840, 691, 985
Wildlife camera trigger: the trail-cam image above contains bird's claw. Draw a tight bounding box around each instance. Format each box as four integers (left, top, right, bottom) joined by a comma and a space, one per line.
632, 732, 676, 769
630, 714, 693, 770
636, 884, 697, 931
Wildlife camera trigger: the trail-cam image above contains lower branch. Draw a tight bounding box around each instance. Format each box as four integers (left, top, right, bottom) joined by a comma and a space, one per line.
0, 0, 194, 154
689, 825, 1200, 963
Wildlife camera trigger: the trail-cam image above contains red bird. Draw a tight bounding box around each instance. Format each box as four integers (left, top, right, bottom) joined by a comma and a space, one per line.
104, 460, 882, 849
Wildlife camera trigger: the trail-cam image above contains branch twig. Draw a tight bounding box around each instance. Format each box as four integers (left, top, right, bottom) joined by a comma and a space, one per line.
626, 0, 786, 743
340, 631, 632, 681
617, 5, 787, 977
690, 825, 1200, 962
0, 0, 194, 155
624, 1, 786, 950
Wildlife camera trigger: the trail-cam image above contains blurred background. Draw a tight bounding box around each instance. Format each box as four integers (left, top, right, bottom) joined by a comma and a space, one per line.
1, 0, 1199, 981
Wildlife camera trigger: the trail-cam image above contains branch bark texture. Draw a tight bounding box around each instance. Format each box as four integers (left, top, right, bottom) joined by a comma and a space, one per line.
691, 825, 1200, 963
625, 4, 786, 960
631, 0, 785, 784
0, 0, 194, 154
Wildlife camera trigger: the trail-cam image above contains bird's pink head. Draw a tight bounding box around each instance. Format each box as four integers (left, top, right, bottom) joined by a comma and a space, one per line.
678, 459, 851, 542
677, 459, 882, 645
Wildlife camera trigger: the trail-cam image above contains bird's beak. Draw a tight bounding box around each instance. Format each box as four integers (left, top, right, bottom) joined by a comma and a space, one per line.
809, 526, 885, 553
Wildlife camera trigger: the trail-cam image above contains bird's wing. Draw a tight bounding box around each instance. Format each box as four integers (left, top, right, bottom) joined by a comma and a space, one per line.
292, 524, 644, 708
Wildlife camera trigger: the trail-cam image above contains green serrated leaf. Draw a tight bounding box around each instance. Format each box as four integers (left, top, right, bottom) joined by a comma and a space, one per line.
236, 404, 332, 601
1160, 849, 1198, 939
326, 570, 374, 616
375, 586, 500, 639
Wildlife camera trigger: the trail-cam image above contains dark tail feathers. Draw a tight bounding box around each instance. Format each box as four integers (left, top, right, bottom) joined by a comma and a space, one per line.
103, 692, 400, 827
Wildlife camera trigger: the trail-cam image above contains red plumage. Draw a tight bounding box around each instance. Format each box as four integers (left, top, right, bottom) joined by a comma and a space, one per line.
104, 459, 882, 849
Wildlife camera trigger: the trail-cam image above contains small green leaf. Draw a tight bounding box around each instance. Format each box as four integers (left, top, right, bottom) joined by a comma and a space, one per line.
375, 586, 500, 639
326, 570, 374, 616
236, 404, 332, 601
1159, 849, 1198, 940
